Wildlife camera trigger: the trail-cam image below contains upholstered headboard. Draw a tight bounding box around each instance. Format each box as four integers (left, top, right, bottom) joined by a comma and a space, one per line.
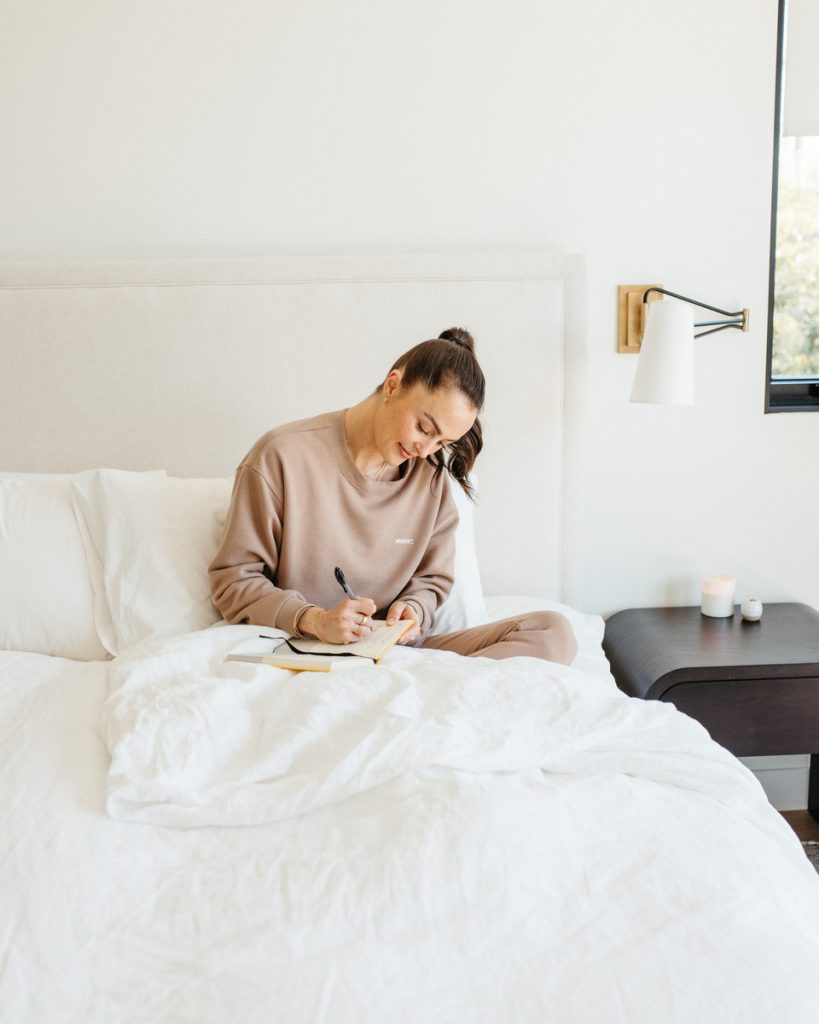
0, 253, 586, 601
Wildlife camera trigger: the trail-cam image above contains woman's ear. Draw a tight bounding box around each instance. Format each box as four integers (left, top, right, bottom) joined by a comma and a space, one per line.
384, 369, 402, 398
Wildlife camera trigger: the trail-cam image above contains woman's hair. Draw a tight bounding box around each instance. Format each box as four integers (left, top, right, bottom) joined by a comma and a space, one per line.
382, 327, 485, 499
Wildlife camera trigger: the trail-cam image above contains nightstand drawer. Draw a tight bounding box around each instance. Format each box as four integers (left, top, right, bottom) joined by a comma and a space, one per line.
661, 676, 819, 757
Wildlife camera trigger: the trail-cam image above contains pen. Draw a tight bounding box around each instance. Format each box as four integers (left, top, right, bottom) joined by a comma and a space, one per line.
334, 566, 357, 601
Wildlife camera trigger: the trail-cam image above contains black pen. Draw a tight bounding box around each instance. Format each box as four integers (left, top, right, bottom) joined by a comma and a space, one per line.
334, 566, 357, 601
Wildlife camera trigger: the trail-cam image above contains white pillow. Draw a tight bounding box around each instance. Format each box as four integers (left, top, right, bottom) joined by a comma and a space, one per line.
0, 474, 109, 660
429, 476, 489, 636
70, 470, 232, 656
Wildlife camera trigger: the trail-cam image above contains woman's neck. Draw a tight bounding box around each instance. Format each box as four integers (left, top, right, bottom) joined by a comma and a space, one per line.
344, 396, 389, 479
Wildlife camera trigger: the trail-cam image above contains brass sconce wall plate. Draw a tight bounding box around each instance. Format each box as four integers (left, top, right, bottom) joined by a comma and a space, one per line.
617, 284, 662, 353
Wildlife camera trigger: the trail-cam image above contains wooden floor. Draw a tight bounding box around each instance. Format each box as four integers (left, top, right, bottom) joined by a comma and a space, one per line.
781, 810, 819, 842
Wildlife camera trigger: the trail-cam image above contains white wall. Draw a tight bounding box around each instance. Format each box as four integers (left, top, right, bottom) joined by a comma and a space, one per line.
1, 2, 816, 797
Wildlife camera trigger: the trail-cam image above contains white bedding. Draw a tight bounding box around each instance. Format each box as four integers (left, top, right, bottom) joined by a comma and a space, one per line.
3, 615, 819, 1022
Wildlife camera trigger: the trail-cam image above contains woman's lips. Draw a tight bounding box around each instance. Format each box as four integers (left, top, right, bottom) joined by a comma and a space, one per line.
399, 444, 413, 460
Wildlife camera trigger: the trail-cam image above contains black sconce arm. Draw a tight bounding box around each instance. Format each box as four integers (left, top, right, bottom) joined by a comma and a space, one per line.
642, 287, 748, 338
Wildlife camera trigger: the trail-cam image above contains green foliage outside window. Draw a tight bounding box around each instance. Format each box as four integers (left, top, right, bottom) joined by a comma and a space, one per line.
772, 136, 819, 378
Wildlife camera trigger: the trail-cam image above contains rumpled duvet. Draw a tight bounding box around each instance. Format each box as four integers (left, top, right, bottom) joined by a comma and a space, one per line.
104, 624, 778, 832
6, 624, 819, 1023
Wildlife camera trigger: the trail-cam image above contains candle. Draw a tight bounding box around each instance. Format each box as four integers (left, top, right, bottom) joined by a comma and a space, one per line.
701, 573, 736, 618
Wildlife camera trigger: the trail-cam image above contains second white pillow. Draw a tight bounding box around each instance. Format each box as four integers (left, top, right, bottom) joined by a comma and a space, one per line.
429, 476, 489, 636
71, 470, 232, 656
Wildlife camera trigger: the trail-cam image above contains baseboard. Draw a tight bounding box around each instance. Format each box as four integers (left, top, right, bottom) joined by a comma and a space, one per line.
740, 755, 809, 810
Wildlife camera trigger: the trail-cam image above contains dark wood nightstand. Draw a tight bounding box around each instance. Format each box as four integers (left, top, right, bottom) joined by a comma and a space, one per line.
602, 602, 819, 821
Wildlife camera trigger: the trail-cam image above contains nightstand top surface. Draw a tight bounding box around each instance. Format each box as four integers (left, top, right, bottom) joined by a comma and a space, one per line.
603, 602, 819, 699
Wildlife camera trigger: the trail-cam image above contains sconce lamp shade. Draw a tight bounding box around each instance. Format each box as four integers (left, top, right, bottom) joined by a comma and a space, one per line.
630, 300, 695, 405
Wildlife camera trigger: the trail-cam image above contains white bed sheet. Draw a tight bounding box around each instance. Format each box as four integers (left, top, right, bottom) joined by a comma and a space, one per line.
2, 621, 819, 1023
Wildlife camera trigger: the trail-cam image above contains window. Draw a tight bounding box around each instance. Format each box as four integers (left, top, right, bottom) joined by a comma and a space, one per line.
767, 0, 819, 411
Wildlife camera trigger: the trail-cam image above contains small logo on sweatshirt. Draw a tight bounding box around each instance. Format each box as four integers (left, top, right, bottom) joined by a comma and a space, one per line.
395, 538, 415, 545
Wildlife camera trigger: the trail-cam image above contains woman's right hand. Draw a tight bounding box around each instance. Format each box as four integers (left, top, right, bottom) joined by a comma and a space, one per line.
300, 598, 377, 644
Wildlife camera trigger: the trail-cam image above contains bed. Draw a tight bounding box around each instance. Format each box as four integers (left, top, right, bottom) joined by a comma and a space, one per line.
2, 255, 818, 1022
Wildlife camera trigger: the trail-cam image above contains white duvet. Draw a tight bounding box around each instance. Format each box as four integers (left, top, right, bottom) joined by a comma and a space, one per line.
3, 624, 819, 1023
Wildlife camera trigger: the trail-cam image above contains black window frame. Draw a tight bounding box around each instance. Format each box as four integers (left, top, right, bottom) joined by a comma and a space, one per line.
766, 0, 819, 412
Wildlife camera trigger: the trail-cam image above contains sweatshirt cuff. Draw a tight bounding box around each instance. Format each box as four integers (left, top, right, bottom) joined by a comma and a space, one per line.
403, 598, 427, 634
276, 595, 315, 637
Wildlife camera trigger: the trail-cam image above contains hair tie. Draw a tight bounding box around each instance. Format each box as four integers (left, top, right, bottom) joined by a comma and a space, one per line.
438, 327, 472, 350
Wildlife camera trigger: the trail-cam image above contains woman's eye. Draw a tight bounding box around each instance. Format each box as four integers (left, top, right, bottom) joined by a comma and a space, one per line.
418, 424, 429, 436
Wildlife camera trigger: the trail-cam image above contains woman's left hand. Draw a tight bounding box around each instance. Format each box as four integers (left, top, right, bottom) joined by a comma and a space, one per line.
386, 601, 420, 644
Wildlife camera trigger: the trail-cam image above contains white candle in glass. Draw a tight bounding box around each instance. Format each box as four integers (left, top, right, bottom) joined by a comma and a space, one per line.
701, 573, 736, 617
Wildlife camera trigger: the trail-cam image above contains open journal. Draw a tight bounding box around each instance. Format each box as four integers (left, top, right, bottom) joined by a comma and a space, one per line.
225, 618, 414, 672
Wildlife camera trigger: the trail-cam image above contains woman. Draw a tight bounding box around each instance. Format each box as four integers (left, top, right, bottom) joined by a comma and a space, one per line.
208, 328, 577, 664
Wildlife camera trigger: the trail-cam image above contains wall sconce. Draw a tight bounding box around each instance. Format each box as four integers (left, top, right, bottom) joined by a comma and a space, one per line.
617, 285, 749, 405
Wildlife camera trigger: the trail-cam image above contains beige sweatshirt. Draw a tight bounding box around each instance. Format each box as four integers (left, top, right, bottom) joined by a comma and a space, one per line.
208, 410, 458, 637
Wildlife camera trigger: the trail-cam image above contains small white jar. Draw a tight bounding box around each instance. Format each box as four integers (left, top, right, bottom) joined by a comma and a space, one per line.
741, 597, 763, 622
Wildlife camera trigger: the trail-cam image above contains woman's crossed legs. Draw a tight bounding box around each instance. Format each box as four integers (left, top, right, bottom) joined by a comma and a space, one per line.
421, 610, 577, 665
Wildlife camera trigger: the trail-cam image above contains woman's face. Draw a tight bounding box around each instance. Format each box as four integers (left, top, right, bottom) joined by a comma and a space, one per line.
378, 371, 477, 466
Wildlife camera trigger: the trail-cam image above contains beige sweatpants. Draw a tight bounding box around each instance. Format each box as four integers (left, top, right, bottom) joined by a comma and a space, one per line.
420, 610, 577, 665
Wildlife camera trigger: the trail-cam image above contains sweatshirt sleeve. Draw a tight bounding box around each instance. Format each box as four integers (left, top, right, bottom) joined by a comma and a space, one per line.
395, 477, 458, 636
208, 464, 314, 635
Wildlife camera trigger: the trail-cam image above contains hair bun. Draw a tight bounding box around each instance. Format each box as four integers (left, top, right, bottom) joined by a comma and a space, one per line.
438, 327, 475, 352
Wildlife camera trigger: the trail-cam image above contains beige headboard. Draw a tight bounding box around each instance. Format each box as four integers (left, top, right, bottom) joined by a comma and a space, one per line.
0, 253, 586, 601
